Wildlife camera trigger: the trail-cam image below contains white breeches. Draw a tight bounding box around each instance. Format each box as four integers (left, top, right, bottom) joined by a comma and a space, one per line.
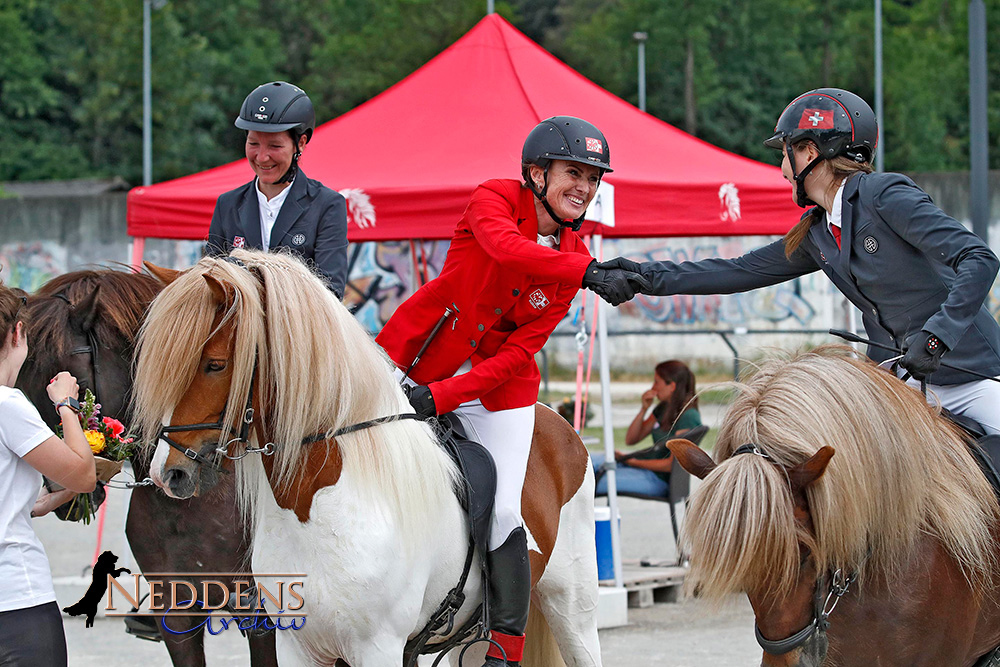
905, 376, 1000, 435
396, 362, 535, 549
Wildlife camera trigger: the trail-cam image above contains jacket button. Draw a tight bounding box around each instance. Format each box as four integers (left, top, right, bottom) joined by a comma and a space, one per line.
495, 308, 502, 315
470, 340, 477, 348
478, 324, 485, 331
872, 308, 877, 315
512, 289, 520, 296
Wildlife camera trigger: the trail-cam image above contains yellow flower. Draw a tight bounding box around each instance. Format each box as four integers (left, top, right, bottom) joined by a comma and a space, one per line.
84, 430, 106, 454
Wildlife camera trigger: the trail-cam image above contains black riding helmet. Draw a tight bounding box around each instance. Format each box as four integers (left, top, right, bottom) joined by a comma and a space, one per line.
764, 88, 878, 207
522, 116, 612, 231
235, 81, 316, 184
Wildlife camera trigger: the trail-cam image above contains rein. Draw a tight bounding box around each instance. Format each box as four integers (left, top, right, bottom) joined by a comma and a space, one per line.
732, 442, 859, 655
157, 355, 429, 470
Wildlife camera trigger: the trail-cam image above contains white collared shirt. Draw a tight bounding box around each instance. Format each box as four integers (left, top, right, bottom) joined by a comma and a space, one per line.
256, 178, 294, 251
826, 178, 849, 238
537, 230, 560, 249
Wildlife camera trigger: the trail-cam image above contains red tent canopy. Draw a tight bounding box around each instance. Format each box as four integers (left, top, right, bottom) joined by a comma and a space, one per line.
127, 15, 800, 241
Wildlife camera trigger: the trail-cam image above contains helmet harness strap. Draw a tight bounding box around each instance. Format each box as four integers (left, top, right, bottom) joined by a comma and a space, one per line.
528, 163, 602, 233
785, 142, 824, 208
276, 132, 302, 185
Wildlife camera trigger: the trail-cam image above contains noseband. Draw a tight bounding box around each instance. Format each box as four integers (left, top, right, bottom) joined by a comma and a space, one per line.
732, 443, 859, 656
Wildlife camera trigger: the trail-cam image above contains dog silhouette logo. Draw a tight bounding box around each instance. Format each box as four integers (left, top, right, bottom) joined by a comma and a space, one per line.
63, 551, 131, 628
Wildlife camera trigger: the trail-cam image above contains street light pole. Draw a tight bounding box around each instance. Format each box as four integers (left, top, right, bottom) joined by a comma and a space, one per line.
142, 0, 152, 186
969, 0, 990, 242
633, 32, 648, 112
874, 0, 884, 172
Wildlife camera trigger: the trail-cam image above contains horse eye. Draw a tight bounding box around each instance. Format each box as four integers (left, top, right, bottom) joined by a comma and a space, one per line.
205, 360, 227, 373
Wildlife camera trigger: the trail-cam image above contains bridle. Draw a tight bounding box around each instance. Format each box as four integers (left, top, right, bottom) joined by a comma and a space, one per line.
754, 568, 857, 656
54, 293, 103, 403
154, 257, 427, 471
731, 443, 859, 656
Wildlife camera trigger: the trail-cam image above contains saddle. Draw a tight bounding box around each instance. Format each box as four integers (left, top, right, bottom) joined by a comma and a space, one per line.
943, 410, 1000, 499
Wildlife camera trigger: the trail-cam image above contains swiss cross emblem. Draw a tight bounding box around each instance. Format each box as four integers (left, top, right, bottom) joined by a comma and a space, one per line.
798, 108, 835, 129
528, 289, 550, 310
233, 236, 246, 249
585, 137, 603, 154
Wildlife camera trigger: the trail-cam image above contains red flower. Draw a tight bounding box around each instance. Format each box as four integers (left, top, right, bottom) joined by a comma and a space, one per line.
102, 417, 125, 438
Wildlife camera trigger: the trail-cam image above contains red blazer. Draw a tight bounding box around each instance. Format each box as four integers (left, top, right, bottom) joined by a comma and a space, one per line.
376, 179, 593, 414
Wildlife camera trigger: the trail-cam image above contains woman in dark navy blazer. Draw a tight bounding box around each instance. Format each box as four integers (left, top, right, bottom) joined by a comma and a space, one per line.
207, 81, 349, 298
601, 88, 1000, 433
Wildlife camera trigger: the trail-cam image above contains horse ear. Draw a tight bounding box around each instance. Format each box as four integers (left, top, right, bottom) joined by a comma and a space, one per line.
70, 286, 101, 332
144, 262, 181, 285
787, 446, 835, 494
668, 438, 716, 479
203, 272, 236, 308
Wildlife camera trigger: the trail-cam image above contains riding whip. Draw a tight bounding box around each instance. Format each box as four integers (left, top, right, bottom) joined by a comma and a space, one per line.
402, 304, 459, 382
829, 329, 1000, 384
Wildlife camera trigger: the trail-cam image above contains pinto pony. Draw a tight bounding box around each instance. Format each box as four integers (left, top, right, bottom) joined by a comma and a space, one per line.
669, 346, 1000, 667
133, 250, 602, 667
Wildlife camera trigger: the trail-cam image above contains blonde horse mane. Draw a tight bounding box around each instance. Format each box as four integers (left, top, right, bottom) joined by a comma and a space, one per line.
684, 345, 1000, 601
133, 249, 457, 544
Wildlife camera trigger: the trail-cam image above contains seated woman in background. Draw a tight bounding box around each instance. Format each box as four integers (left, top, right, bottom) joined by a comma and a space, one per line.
593, 359, 701, 497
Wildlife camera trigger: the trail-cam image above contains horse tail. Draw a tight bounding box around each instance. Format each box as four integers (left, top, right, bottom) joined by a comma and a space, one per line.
522, 604, 565, 667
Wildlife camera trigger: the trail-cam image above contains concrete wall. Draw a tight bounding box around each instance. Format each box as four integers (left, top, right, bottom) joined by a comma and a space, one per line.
2, 172, 998, 374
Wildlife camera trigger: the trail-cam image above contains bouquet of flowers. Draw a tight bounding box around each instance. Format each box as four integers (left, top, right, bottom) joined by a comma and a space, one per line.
54, 389, 136, 524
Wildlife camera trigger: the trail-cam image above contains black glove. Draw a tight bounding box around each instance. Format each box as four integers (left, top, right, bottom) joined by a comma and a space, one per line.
596, 257, 644, 275
404, 384, 437, 418
581, 259, 653, 307
900, 330, 946, 380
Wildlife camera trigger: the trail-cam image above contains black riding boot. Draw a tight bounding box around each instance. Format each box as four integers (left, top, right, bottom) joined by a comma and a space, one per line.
482, 527, 531, 667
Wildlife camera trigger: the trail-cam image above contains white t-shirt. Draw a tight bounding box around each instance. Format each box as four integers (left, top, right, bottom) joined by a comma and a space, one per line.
255, 178, 294, 251
0, 386, 56, 611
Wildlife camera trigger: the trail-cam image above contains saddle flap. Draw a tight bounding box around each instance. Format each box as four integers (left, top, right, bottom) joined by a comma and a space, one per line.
436, 413, 497, 555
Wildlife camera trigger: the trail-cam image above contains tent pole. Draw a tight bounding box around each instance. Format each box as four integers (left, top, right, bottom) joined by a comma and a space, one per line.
595, 235, 624, 588
129, 237, 146, 271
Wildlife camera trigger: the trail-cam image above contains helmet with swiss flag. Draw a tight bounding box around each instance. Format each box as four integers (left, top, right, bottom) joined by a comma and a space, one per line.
764, 88, 878, 163
521, 116, 612, 231
521, 116, 613, 178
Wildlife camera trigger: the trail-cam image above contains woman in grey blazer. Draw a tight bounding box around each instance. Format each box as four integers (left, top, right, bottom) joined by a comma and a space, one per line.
207, 81, 349, 298
601, 88, 1000, 433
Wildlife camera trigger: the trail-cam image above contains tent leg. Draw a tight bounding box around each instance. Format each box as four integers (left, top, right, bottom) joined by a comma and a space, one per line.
595, 234, 624, 589
129, 237, 146, 271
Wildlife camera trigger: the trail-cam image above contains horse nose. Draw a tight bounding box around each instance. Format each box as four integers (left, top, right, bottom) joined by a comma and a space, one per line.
163, 467, 196, 498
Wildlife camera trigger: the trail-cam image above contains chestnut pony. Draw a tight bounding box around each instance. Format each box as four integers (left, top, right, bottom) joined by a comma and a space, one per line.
132, 250, 602, 667
670, 346, 1000, 667
16, 269, 278, 667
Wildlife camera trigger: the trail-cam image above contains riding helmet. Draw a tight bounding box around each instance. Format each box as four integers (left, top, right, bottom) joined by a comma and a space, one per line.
235, 81, 316, 143
521, 116, 612, 231
764, 88, 878, 164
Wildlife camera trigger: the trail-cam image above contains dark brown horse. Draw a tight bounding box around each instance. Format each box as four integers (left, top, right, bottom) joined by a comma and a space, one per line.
17, 269, 277, 667
670, 346, 1000, 667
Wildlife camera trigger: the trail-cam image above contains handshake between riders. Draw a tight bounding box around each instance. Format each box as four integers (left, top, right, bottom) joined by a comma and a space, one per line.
582, 257, 649, 307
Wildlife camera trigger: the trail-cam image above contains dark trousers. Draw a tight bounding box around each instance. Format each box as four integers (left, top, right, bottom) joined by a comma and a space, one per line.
0, 601, 67, 667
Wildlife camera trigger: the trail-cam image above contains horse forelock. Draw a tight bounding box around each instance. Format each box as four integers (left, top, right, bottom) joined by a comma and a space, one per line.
135, 249, 457, 548
685, 345, 1000, 601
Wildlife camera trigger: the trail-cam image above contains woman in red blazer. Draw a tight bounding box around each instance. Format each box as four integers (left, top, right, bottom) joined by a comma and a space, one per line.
376, 117, 646, 666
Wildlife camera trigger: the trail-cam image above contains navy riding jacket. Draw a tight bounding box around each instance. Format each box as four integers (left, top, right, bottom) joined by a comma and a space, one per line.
206, 170, 349, 299
640, 172, 1000, 385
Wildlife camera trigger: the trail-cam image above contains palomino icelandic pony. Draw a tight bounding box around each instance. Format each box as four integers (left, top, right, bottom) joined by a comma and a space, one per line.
132, 250, 602, 667
15, 269, 278, 667
669, 346, 1000, 667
